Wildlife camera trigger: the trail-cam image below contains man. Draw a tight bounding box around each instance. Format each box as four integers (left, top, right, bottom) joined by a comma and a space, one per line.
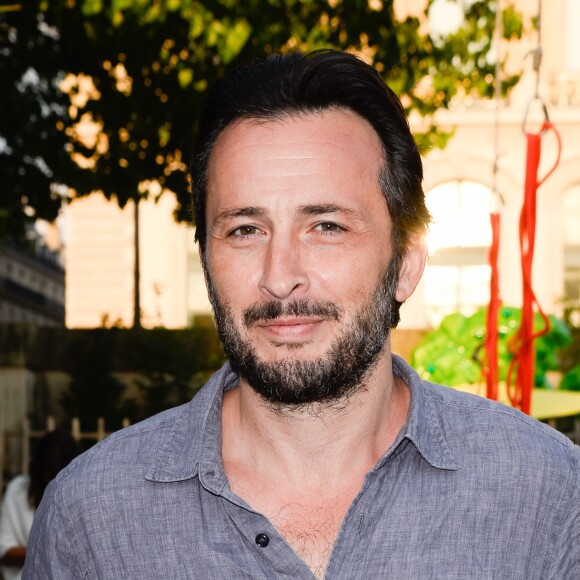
24, 50, 578, 579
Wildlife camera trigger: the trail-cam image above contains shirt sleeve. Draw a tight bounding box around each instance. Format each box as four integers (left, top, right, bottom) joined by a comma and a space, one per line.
22, 479, 85, 579
547, 445, 580, 579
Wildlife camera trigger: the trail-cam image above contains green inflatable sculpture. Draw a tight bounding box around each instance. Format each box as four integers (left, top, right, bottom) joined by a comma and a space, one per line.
410, 306, 572, 388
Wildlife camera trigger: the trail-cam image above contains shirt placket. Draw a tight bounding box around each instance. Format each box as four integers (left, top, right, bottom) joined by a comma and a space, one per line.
220, 493, 317, 579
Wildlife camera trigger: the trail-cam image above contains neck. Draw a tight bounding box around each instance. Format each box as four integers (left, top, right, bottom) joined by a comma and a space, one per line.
221, 350, 409, 488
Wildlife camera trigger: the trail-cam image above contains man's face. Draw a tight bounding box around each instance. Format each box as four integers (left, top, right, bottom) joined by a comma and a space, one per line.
204, 109, 410, 407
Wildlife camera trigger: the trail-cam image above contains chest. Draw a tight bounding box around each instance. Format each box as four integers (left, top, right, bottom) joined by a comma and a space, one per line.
78, 466, 557, 579
257, 494, 354, 579
223, 454, 366, 577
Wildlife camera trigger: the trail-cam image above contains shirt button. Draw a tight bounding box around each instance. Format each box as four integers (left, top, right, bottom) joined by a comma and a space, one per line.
255, 533, 270, 547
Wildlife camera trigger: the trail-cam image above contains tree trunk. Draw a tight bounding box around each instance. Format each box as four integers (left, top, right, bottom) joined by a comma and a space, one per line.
133, 198, 141, 329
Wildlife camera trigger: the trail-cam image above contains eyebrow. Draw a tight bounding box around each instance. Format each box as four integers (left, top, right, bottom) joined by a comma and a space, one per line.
213, 206, 265, 225
212, 203, 364, 226
296, 203, 363, 219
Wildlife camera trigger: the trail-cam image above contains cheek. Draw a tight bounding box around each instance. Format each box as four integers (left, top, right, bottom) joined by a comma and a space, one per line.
206, 251, 261, 306
318, 245, 387, 284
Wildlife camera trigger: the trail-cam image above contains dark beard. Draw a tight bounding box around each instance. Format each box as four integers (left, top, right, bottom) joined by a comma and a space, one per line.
207, 256, 401, 410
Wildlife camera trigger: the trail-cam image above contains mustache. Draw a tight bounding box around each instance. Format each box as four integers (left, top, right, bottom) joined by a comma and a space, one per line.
243, 299, 342, 327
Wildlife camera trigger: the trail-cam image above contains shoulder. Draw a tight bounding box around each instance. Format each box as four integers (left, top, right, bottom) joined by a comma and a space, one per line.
48, 365, 232, 501
429, 383, 580, 571
424, 380, 579, 478
24, 369, 232, 576
394, 354, 576, 461
418, 381, 580, 575
56, 402, 190, 492
427, 380, 573, 444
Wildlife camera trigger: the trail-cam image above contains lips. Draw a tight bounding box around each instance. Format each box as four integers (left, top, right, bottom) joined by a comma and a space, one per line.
257, 317, 323, 327
243, 298, 341, 327
255, 317, 325, 340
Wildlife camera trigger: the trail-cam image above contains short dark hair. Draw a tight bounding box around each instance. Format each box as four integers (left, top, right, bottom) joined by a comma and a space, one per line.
190, 49, 430, 259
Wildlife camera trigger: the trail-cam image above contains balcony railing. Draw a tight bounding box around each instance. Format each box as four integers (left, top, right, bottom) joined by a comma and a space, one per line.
549, 71, 580, 108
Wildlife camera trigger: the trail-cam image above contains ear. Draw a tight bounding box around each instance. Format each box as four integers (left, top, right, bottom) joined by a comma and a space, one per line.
395, 234, 428, 302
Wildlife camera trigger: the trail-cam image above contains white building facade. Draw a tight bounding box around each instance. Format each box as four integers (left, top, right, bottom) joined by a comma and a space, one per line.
64, 0, 580, 332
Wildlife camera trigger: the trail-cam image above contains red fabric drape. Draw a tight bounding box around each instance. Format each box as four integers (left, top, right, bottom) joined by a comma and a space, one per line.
506, 122, 560, 414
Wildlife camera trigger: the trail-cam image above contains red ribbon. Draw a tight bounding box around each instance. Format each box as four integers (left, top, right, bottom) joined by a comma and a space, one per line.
506, 122, 561, 414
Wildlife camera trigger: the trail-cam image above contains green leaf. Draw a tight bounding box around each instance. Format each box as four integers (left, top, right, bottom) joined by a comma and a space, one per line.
82, 0, 103, 16
177, 67, 194, 88
220, 18, 252, 64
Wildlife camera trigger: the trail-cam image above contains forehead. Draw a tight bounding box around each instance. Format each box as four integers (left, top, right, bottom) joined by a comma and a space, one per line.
206, 109, 385, 202
212, 107, 383, 158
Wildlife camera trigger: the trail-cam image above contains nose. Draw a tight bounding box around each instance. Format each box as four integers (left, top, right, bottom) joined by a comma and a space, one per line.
258, 235, 309, 300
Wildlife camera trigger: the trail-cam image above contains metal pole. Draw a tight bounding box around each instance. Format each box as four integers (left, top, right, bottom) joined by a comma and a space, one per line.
21, 419, 30, 474
97, 417, 106, 441
71, 417, 81, 442
492, 0, 503, 206
535, 0, 543, 99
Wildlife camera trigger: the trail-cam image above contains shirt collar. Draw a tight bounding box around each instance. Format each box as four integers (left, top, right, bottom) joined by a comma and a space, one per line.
145, 363, 238, 485
385, 354, 458, 471
145, 354, 457, 485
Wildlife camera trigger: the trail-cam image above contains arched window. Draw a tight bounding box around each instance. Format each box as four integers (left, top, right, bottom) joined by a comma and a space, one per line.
563, 184, 580, 311
424, 180, 492, 326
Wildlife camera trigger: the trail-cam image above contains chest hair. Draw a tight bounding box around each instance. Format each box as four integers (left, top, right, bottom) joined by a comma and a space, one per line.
246, 487, 357, 579
277, 502, 346, 578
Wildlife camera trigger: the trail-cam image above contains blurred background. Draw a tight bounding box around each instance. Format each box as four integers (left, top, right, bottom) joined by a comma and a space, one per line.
1, 0, 580, 489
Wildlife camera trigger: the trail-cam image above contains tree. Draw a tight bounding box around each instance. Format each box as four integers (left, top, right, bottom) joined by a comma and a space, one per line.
2, 1, 524, 325
0, 3, 84, 241
2, 0, 525, 236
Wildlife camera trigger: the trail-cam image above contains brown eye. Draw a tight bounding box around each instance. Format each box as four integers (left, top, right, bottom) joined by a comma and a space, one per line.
231, 225, 260, 237
315, 222, 345, 233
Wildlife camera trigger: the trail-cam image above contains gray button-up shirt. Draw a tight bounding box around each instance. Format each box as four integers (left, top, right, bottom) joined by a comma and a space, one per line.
24, 356, 580, 578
